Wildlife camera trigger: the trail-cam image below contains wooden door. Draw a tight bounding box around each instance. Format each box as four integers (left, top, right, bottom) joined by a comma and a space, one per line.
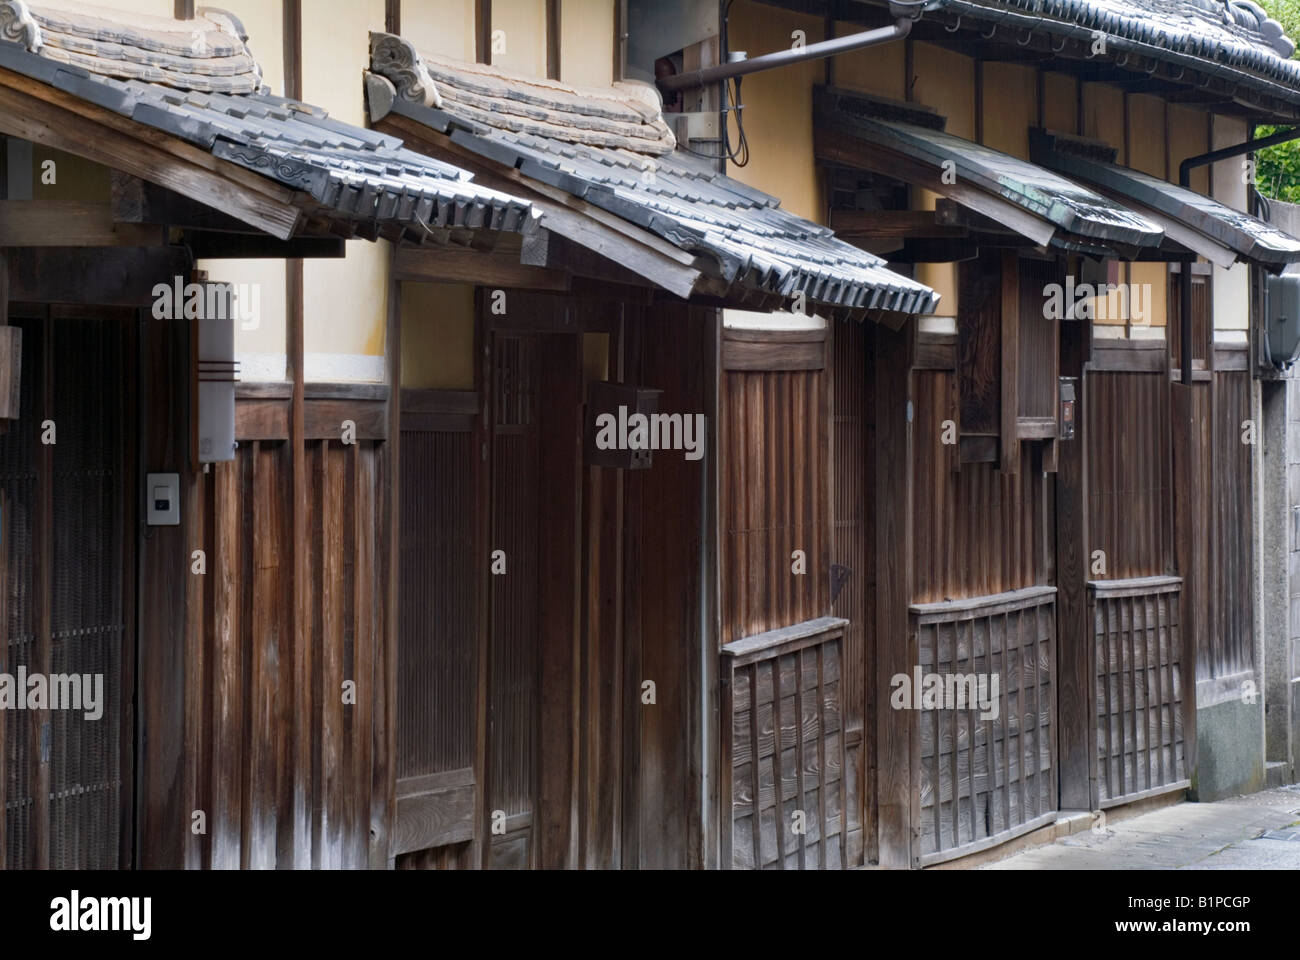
0, 308, 134, 869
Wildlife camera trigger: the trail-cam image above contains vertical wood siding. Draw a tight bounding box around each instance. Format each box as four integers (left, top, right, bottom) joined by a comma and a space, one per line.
913, 370, 1046, 602
187, 438, 386, 869
1085, 372, 1174, 580
721, 368, 828, 644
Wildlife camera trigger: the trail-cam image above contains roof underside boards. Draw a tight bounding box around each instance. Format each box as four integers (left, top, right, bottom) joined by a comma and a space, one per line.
928, 0, 1300, 120
815, 87, 1165, 253
1030, 129, 1300, 271
367, 33, 940, 316
0, 1, 535, 242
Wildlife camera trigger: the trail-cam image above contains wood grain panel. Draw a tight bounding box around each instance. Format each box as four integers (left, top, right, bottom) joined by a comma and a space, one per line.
1089, 577, 1187, 806
912, 587, 1057, 865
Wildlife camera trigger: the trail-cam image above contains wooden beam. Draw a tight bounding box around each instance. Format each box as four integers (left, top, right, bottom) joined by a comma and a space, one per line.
828, 208, 966, 239
392, 241, 570, 290
0, 68, 302, 238
0, 200, 165, 247
1000, 251, 1019, 475
5, 245, 191, 304
376, 115, 704, 299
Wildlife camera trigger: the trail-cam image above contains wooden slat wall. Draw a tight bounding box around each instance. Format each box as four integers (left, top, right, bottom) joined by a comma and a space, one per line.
912, 588, 1057, 865
398, 429, 476, 779
722, 620, 848, 869
721, 368, 828, 645
913, 370, 1045, 602
1085, 372, 1173, 579
1168, 271, 1210, 369
1211, 370, 1253, 678
187, 438, 385, 869
830, 317, 870, 866
1089, 578, 1186, 806
1018, 259, 1059, 422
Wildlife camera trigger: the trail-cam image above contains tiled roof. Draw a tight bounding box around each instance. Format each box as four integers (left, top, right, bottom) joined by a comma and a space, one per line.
1031, 128, 1300, 270
930, 0, 1300, 117
368, 33, 939, 316
816, 87, 1165, 252
0, 1, 535, 240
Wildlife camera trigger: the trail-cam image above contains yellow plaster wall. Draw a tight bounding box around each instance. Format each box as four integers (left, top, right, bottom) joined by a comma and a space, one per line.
560, 0, 615, 87
725, 0, 824, 222
980, 62, 1035, 160
492, 0, 548, 77
1081, 82, 1124, 150
401, 282, 476, 390
1127, 94, 1165, 176
301, 0, 389, 379
403, 0, 477, 59
1043, 72, 1077, 134
833, 23, 904, 100
1168, 104, 1210, 194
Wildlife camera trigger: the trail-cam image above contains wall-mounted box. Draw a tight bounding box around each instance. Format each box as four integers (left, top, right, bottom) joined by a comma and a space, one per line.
1058, 377, 1077, 441
146, 472, 180, 526
585, 380, 662, 469
194, 284, 238, 463
1266, 272, 1300, 366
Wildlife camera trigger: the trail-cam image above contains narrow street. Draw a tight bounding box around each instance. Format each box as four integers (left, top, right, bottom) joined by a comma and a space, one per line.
983, 787, 1300, 869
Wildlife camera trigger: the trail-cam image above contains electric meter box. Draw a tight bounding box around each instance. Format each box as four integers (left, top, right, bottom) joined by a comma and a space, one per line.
1266, 272, 1300, 366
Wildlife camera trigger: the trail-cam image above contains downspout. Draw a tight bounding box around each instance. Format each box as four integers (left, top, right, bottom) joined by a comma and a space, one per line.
656, 0, 926, 93
1176, 125, 1300, 384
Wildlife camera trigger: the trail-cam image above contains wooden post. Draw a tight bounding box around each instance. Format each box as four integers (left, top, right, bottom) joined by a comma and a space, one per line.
874, 318, 914, 867
1000, 251, 1020, 475
0, 259, 17, 423
1056, 313, 1092, 810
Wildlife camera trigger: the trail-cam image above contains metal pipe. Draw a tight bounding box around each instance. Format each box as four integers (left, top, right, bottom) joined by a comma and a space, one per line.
1176, 125, 1300, 384
657, 15, 918, 93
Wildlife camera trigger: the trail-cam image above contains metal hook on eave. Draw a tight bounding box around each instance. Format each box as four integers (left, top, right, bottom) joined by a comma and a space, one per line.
944, 15, 962, 33
1018, 29, 1034, 46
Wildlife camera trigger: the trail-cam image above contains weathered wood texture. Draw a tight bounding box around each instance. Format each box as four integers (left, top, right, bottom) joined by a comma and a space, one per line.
721, 618, 849, 869
395, 408, 479, 861
1085, 372, 1173, 579
1088, 577, 1186, 807
1210, 371, 1253, 679
830, 316, 870, 865
914, 370, 1049, 601
721, 367, 828, 645
1, 312, 130, 869
911, 587, 1058, 866
1017, 258, 1060, 423
138, 435, 387, 870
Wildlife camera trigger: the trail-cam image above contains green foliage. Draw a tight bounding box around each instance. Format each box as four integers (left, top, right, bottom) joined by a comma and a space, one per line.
1257, 1, 1300, 202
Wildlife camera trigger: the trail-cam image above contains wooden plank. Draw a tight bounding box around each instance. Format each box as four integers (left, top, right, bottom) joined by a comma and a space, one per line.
828, 208, 967, 239
235, 398, 289, 441
287, 253, 311, 868
0, 200, 164, 247
5, 246, 193, 306
211, 458, 242, 868
392, 781, 477, 855
304, 398, 387, 441
393, 242, 570, 291
721, 338, 825, 371
1090, 341, 1167, 373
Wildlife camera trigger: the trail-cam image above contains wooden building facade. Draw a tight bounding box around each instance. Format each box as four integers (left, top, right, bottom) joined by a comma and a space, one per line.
3, 0, 1300, 872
